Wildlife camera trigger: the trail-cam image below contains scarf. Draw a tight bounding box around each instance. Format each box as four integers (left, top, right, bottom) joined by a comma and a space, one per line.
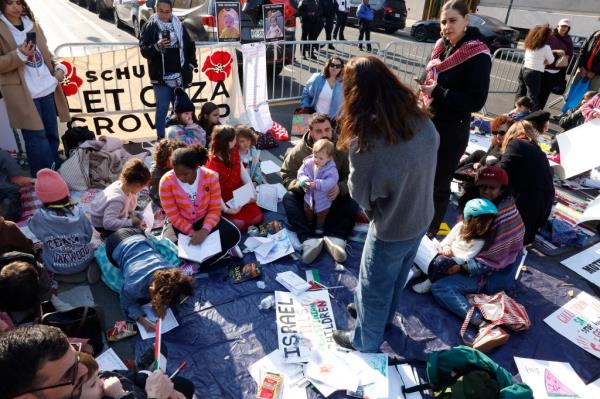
475, 196, 525, 271
421, 38, 490, 108
149, 13, 185, 68
0, 13, 34, 43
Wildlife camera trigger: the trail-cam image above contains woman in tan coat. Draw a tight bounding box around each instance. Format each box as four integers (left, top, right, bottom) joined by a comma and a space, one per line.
0, 0, 70, 174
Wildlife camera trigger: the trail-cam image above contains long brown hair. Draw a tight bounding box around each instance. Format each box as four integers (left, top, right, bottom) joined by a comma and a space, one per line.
0, 0, 35, 20
461, 213, 495, 242
323, 56, 344, 79
210, 125, 236, 167
501, 120, 538, 152
150, 269, 194, 319
524, 24, 552, 50
337, 56, 427, 152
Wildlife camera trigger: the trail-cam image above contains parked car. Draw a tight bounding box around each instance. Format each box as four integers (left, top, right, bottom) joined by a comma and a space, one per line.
346, 0, 407, 34
113, 0, 154, 38
410, 14, 519, 53
77, 0, 114, 19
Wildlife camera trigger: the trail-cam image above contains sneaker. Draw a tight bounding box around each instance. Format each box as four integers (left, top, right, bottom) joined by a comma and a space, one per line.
412, 279, 432, 294
87, 262, 101, 284
302, 238, 324, 264
332, 330, 356, 351
229, 245, 244, 258
410, 266, 424, 280
471, 326, 510, 353
323, 236, 347, 263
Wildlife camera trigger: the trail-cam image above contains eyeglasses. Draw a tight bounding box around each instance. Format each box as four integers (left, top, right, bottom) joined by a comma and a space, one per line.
14, 343, 82, 398
329, 63, 343, 68
492, 130, 506, 136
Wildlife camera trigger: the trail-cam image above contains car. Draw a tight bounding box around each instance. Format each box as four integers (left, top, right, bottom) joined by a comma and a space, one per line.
410, 14, 519, 53
346, 0, 407, 34
77, 0, 114, 19
113, 0, 154, 38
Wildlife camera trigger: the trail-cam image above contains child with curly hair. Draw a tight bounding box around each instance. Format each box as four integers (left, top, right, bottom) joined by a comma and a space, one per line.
235, 124, 267, 185
91, 159, 151, 236
149, 139, 186, 206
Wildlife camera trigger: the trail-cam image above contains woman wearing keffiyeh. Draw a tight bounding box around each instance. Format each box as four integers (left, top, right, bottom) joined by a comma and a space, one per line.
140, 0, 197, 139
419, 0, 492, 237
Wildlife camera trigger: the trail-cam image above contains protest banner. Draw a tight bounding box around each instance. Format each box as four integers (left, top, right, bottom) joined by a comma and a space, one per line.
544, 291, 600, 359
561, 241, 600, 287
274, 290, 337, 363
58, 45, 245, 141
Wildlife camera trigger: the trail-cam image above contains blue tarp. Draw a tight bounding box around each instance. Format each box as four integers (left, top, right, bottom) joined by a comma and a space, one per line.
134, 210, 600, 398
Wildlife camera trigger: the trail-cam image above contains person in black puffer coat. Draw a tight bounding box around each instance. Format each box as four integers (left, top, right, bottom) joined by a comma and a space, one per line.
298, 0, 323, 59
419, 0, 492, 236
320, 0, 337, 49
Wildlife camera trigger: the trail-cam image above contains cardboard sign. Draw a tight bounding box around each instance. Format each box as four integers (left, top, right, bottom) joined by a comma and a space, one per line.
514, 357, 588, 398
274, 290, 337, 363
544, 291, 600, 359
58, 45, 245, 141
216, 1, 241, 42
263, 4, 285, 42
561, 242, 600, 287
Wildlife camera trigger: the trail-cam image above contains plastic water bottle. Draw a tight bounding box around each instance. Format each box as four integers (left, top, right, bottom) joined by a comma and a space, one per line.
258, 294, 275, 310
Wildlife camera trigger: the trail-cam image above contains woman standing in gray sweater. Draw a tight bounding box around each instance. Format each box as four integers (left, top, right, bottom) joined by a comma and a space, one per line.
332, 56, 439, 352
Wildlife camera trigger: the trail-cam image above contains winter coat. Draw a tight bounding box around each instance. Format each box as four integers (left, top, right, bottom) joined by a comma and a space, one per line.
0, 18, 70, 130
298, 0, 321, 24
546, 32, 573, 72
579, 29, 600, 75
356, 4, 374, 21
165, 121, 206, 146
320, 0, 337, 19
281, 131, 349, 196
298, 156, 339, 213
581, 93, 600, 122
139, 16, 197, 86
300, 73, 343, 119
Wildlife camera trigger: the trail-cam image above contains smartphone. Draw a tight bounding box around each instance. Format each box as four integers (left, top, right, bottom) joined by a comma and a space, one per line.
26, 31, 36, 45
161, 30, 170, 41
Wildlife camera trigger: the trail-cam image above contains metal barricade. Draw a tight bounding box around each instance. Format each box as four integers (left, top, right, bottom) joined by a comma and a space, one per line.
264, 40, 381, 103
488, 48, 524, 95
380, 40, 434, 90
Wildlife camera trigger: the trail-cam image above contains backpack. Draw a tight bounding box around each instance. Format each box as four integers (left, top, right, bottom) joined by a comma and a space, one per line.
62, 126, 96, 157
403, 346, 533, 399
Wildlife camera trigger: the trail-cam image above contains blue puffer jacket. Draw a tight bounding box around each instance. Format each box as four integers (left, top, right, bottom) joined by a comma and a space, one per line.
112, 234, 175, 321
356, 3, 374, 21
300, 73, 344, 119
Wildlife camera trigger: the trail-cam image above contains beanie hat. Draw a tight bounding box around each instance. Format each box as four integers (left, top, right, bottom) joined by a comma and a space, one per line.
35, 169, 69, 203
558, 18, 570, 27
476, 166, 508, 188
523, 110, 551, 125
174, 88, 195, 114
463, 198, 498, 221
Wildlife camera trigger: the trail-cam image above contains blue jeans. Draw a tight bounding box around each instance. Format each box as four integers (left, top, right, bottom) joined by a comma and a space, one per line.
431, 254, 523, 326
21, 93, 60, 175
351, 226, 425, 352
153, 84, 176, 139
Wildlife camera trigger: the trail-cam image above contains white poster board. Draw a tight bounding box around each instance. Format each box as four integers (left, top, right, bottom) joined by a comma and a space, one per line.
561, 242, 600, 287
514, 357, 589, 398
544, 291, 600, 359
241, 43, 272, 133
274, 290, 336, 363
554, 120, 600, 179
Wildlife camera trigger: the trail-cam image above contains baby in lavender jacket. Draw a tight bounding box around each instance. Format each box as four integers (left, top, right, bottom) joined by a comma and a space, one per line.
297, 139, 339, 234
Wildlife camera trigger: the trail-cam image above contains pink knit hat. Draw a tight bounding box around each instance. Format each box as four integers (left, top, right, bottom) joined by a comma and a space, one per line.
35, 169, 70, 203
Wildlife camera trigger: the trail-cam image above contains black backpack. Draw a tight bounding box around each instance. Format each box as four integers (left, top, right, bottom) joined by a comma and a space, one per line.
62, 126, 96, 157
0, 183, 22, 222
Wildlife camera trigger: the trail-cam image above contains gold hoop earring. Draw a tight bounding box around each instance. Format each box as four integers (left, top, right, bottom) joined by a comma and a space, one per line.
464, 26, 467, 32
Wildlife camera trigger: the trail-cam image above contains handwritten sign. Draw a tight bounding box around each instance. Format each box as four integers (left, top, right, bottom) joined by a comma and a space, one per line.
274, 290, 336, 364
514, 357, 586, 398
561, 242, 600, 287
544, 291, 600, 359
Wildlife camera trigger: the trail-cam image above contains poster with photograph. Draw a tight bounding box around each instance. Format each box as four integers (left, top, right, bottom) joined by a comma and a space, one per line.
216, 1, 241, 42
262, 3, 285, 42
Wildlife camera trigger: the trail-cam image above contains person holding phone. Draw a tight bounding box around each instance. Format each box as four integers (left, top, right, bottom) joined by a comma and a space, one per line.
0, 0, 70, 175
139, 0, 197, 139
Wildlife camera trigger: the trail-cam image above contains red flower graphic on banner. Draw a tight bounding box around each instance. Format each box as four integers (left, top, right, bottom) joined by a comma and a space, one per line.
59, 61, 83, 96
201, 51, 233, 82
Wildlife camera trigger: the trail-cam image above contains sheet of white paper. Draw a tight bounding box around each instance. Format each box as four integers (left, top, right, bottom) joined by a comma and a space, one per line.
260, 160, 281, 175
514, 357, 589, 398
249, 350, 305, 397
136, 304, 179, 340
578, 194, 600, 224
560, 241, 600, 287
346, 352, 388, 399
233, 182, 255, 208
96, 348, 128, 372
413, 236, 440, 274
305, 351, 359, 395
387, 364, 423, 399
177, 232, 221, 263
544, 292, 600, 359
466, 133, 492, 155
257, 184, 278, 212
254, 229, 294, 264
555, 119, 600, 179
142, 202, 154, 233
274, 183, 287, 200
587, 377, 600, 397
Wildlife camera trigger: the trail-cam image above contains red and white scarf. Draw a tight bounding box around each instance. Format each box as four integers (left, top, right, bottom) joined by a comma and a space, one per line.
421, 38, 490, 108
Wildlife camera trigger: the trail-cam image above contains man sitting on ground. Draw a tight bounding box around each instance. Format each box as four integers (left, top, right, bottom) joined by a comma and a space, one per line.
280, 113, 358, 263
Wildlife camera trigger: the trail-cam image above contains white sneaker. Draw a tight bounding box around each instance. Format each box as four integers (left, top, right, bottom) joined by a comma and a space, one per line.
323, 236, 347, 263
410, 266, 424, 280
229, 245, 244, 258
412, 279, 432, 294
302, 238, 324, 264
